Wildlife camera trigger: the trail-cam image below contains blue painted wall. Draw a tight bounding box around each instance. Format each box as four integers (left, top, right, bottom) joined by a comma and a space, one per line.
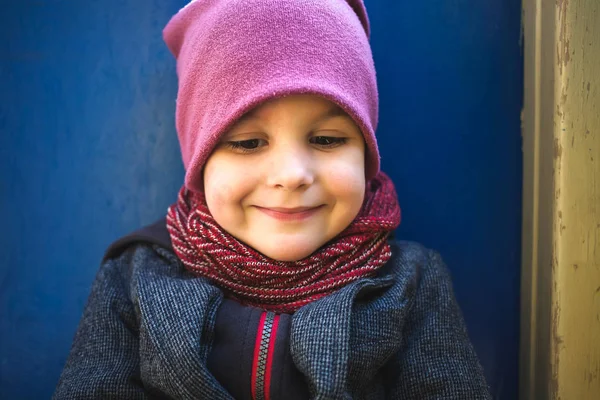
368, 1, 523, 398
0, 1, 522, 398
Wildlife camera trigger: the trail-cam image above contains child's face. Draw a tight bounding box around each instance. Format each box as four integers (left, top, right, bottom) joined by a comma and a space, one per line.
203, 94, 366, 261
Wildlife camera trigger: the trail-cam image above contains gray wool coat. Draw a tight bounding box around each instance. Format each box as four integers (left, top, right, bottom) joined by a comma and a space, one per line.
54, 237, 491, 399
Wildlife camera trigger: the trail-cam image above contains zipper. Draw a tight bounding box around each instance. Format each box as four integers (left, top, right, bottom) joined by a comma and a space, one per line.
251, 311, 280, 400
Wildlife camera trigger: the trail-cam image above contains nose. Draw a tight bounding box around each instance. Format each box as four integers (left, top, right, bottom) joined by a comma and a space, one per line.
266, 147, 314, 191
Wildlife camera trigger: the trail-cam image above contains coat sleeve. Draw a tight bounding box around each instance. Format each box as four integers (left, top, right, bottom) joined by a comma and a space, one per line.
384, 249, 492, 399
53, 250, 150, 400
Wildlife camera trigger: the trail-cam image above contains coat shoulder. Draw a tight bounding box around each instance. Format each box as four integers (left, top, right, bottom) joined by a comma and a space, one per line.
386, 239, 450, 279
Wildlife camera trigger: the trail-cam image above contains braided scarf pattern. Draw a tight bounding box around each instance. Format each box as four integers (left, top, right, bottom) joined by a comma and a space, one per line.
166, 172, 401, 313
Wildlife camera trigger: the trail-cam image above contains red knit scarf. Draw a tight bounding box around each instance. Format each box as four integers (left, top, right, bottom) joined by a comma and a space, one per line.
166, 172, 401, 313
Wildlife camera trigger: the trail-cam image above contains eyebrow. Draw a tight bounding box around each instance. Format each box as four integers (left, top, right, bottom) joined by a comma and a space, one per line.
235, 103, 351, 125
314, 105, 351, 124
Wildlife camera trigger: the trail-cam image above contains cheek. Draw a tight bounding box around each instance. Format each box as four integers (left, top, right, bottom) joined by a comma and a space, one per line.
206, 182, 235, 210
324, 150, 366, 201
204, 157, 241, 208
203, 164, 225, 208
324, 161, 366, 212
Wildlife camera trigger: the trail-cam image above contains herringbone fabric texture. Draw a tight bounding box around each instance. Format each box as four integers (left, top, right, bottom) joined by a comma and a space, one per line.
54, 241, 491, 399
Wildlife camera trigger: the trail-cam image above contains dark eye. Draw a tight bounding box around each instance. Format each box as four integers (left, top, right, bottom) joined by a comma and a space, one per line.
310, 136, 347, 147
226, 139, 266, 153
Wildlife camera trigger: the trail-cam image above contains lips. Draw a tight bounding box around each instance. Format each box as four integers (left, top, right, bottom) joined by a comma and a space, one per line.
255, 205, 324, 221
264, 206, 317, 213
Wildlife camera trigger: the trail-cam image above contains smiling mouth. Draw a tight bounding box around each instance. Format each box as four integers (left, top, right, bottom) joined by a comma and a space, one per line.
255, 205, 324, 221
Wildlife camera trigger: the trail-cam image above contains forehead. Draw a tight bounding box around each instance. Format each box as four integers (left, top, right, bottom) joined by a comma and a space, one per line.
235, 94, 350, 124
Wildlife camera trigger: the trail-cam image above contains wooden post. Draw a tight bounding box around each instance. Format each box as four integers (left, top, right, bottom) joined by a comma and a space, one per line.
521, 0, 600, 398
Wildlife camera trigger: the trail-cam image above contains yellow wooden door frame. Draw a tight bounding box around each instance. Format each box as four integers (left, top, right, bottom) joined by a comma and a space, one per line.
520, 0, 600, 398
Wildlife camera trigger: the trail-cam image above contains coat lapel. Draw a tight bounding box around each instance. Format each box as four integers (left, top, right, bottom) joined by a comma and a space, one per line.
291, 243, 417, 398
133, 247, 233, 400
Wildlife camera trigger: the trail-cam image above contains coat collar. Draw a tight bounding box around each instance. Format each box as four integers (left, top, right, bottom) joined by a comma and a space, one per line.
133, 241, 415, 399
134, 248, 233, 399
291, 242, 417, 397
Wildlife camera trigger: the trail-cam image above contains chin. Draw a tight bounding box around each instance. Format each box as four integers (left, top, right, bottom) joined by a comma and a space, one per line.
255, 237, 321, 262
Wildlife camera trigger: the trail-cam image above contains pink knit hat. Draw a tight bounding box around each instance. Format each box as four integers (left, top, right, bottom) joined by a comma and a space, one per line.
163, 0, 380, 193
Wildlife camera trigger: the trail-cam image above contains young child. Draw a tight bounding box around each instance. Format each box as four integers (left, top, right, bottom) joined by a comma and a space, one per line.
54, 0, 491, 398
